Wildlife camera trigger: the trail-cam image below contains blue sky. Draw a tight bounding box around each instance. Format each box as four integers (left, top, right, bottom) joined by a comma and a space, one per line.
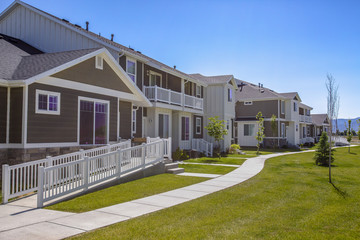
1, 0, 359, 118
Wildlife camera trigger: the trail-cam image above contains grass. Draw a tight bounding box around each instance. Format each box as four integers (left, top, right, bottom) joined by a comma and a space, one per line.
179, 164, 237, 175
69, 146, 360, 239
46, 174, 207, 213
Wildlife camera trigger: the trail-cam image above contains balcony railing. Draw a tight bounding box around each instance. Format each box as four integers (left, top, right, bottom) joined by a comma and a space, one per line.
300, 115, 312, 123
144, 86, 203, 111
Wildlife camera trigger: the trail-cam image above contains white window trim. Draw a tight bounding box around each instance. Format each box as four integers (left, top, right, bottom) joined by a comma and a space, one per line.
281, 100, 285, 114
35, 89, 61, 115
77, 96, 110, 145
95, 55, 103, 70
196, 85, 201, 98
195, 117, 202, 134
244, 101, 253, 105
281, 123, 285, 138
149, 71, 162, 87
126, 57, 136, 82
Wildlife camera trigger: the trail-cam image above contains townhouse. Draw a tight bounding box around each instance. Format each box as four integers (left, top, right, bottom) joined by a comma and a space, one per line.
311, 114, 330, 142
234, 80, 316, 147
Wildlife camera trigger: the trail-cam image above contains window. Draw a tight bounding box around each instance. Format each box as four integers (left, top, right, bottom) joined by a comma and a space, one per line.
36, 90, 60, 115
181, 117, 190, 140
281, 123, 285, 138
281, 101, 285, 114
159, 114, 169, 138
302, 126, 306, 138
79, 99, 108, 145
132, 109, 136, 134
228, 88, 232, 102
307, 109, 310, 116
149, 72, 162, 87
293, 102, 298, 112
244, 101, 253, 105
95, 56, 103, 70
244, 124, 255, 136
126, 57, 136, 82
195, 117, 202, 134
184, 82, 192, 95
196, 85, 201, 98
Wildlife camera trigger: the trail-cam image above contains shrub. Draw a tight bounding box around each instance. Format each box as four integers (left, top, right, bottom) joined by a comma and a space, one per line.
314, 132, 335, 166
172, 148, 189, 161
229, 144, 240, 154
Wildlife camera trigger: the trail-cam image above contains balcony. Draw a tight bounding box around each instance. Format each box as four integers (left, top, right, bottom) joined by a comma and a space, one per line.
300, 115, 312, 123
144, 86, 203, 111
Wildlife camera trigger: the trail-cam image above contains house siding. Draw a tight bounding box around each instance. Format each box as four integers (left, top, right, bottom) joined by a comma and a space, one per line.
119, 101, 132, 139
134, 107, 143, 138
143, 64, 182, 92
27, 83, 117, 143
0, 87, 7, 143
52, 57, 132, 94
9, 87, 23, 143
235, 100, 278, 118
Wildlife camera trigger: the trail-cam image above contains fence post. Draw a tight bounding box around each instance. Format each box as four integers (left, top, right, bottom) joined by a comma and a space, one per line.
37, 166, 44, 208
168, 137, 172, 160
141, 143, 146, 169
80, 149, 85, 159
83, 156, 89, 191
46, 156, 53, 185
155, 85, 158, 101
116, 149, 122, 178
2, 164, 9, 204
161, 140, 165, 160
107, 144, 111, 153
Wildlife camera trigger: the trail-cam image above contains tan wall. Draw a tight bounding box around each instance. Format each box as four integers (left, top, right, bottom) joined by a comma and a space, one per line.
10, 87, 23, 143
52, 57, 131, 94
0, 87, 7, 143
236, 100, 278, 118
27, 83, 118, 143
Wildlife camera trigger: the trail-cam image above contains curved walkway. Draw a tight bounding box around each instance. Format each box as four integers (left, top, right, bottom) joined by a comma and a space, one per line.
0, 151, 307, 240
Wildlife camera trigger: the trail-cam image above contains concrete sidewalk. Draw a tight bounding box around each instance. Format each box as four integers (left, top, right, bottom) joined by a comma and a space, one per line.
0, 151, 300, 240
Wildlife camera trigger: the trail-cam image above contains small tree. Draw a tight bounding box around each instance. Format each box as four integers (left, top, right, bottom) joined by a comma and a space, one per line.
255, 112, 265, 155
205, 116, 228, 158
357, 119, 360, 140
270, 114, 277, 149
314, 132, 335, 166
346, 119, 353, 152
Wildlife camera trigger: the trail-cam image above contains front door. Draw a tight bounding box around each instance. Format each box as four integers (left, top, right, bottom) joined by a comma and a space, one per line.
80, 99, 108, 145
180, 116, 190, 149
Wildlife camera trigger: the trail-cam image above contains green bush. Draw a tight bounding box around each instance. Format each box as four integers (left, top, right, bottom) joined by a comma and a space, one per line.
314, 132, 335, 166
172, 148, 189, 161
229, 144, 240, 154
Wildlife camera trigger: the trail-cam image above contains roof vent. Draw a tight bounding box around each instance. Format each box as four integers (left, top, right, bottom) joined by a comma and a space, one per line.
75, 24, 81, 28
86, 21, 89, 31
237, 82, 246, 92
128, 46, 134, 51
258, 83, 264, 93
62, 19, 69, 23
99, 33, 101, 36
111, 34, 114, 41
174, 65, 176, 69
137, 51, 142, 54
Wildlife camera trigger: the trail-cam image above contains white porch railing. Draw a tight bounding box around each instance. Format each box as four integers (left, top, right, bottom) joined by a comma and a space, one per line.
144, 86, 203, 111
146, 137, 172, 160
300, 137, 315, 145
300, 115, 312, 123
192, 139, 213, 157
37, 140, 164, 208
1, 140, 131, 204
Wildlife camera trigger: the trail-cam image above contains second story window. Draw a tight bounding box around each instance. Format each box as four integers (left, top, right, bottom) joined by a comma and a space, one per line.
196, 85, 201, 98
228, 88, 232, 102
150, 72, 162, 87
281, 101, 285, 114
185, 81, 192, 95
293, 102, 298, 112
126, 57, 136, 82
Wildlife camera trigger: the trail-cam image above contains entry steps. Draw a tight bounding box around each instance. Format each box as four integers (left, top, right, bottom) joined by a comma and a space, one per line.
165, 162, 184, 174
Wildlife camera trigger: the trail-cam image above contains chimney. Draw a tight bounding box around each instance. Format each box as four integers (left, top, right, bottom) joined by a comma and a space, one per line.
86, 21, 89, 31
111, 34, 114, 41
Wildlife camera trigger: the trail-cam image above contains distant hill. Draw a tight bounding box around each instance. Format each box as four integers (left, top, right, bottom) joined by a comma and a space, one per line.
333, 117, 360, 133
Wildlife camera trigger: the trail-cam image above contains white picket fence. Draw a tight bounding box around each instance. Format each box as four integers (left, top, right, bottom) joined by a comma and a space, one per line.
1, 140, 131, 204
146, 137, 172, 160
37, 139, 165, 208
192, 139, 213, 157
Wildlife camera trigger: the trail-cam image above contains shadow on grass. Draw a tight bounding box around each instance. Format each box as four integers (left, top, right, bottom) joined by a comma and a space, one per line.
201, 159, 220, 163
331, 182, 349, 199
348, 152, 357, 155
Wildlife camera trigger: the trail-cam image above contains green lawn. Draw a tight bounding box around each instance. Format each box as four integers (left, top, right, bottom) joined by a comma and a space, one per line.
179, 164, 237, 175
46, 174, 207, 213
69, 146, 360, 239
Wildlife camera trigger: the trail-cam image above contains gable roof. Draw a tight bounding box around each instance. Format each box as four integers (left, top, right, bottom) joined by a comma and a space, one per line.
190, 73, 238, 89
299, 102, 313, 110
0, 0, 204, 85
312, 114, 329, 126
235, 79, 285, 101
279, 92, 302, 101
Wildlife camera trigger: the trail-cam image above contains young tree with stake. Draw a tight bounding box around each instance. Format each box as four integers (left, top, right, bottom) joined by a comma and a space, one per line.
255, 112, 265, 155
205, 116, 228, 158
346, 119, 353, 152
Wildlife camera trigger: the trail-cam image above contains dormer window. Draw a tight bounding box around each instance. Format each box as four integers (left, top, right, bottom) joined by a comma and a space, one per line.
126, 57, 136, 82
95, 56, 103, 70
